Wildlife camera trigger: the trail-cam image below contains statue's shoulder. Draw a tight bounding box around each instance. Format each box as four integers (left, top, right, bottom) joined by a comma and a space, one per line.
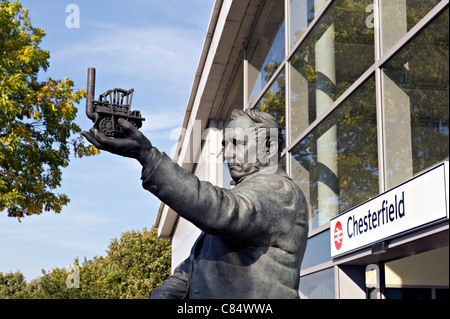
240, 168, 295, 192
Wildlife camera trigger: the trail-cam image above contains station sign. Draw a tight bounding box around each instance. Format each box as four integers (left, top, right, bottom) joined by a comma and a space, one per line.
330, 162, 449, 258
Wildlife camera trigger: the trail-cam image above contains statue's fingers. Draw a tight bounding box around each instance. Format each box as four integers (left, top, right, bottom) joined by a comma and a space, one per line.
90, 126, 135, 155
90, 127, 121, 150
117, 118, 141, 138
82, 130, 104, 150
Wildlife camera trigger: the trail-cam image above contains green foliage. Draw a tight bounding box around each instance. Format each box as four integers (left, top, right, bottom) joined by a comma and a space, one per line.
0, 0, 99, 219
0, 228, 171, 299
25, 266, 80, 299
0, 271, 27, 298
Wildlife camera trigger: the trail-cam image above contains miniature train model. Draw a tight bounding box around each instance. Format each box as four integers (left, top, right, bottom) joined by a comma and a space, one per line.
86, 67, 145, 137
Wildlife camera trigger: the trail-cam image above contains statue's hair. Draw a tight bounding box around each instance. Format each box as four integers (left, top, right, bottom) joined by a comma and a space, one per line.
230, 109, 283, 156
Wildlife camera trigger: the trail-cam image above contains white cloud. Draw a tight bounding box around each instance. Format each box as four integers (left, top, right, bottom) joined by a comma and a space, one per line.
51, 25, 203, 85
141, 109, 184, 132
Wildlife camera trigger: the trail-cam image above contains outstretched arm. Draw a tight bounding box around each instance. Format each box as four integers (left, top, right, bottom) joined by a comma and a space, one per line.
82, 120, 284, 244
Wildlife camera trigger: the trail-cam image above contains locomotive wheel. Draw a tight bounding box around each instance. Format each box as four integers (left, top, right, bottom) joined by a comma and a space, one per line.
99, 117, 114, 137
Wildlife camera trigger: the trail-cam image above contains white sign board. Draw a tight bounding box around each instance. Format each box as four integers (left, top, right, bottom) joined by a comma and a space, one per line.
330, 162, 449, 258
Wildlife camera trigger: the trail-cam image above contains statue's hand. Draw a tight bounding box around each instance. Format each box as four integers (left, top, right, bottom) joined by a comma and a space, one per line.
82, 118, 153, 166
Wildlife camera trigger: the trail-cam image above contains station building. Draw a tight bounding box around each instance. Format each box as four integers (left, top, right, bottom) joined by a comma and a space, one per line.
154, 0, 449, 299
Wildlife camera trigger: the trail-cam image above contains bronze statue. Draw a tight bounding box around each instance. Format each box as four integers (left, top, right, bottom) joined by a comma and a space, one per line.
82, 70, 309, 298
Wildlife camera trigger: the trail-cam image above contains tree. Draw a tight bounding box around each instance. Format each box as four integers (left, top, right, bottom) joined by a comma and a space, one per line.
77, 227, 171, 299
0, 0, 98, 219
0, 271, 28, 298
25, 266, 79, 299
0, 228, 171, 299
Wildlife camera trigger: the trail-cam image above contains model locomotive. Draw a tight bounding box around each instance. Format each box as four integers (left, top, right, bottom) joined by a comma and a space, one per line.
86, 67, 145, 137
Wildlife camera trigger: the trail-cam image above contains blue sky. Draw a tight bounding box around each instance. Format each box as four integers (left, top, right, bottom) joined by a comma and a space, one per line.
0, 0, 214, 281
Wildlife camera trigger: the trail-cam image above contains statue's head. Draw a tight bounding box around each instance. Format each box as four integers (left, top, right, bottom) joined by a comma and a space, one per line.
223, 109, 282, 183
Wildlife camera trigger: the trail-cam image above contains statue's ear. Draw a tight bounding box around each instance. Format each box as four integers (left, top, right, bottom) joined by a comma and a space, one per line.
266, 137, 278, 159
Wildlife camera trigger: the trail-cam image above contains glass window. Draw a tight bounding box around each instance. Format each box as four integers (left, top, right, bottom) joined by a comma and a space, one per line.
254, 68, 286, 149
289, 0, 327, 50
385, 288, 432, 299
383, 9, 449, 189
299, 268, 335, 299
301, 230, 330, 270
289, 0, 374, 142
380, 0, 443, 55
247, 0, 285, 107
290, 77, 378, 229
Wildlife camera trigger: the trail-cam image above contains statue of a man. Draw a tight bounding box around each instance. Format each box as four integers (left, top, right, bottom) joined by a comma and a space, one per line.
82, 108, 308, 299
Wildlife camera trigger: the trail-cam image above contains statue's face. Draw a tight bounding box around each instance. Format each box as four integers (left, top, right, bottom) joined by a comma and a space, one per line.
223, 116, 260, 183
